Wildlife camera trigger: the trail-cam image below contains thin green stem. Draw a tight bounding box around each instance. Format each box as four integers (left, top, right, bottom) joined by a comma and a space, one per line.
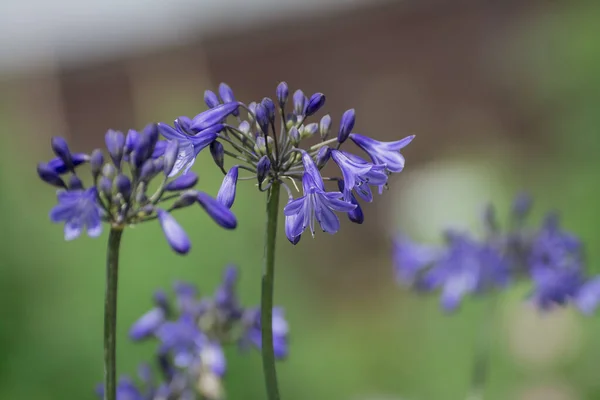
104, 228, 124, 400
466, 292, 498, 400
261, 181, 281, 400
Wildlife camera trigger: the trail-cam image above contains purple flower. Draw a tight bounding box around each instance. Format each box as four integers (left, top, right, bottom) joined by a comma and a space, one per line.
330, 150, 388, 200
283, 173, 356, 239
50, 188, 103, 240
574, 276, 600, 314
419, 232, 509, 311
214, 265, 242, 320
158, 122, 224, 177
242, 307, 289, 359
157, 209, 191, 254
200, 342, 227, 377
350, 133, 415, 173
529, 265, 583, 310
305, 93, 325, 116
336, 180, 364, 224
216, 166, 239, 208
129, 291, 169, 341
337, 109, 355, 144
156, 314, 205, 367
393, 235, 443, 285
204, 90, 220, 108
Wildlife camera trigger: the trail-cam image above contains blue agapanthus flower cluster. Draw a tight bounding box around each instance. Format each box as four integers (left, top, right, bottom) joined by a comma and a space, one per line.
36, 117, 239, 253
157, 82, 414, 244
394, 194, 600, 313
96, 266, 289, 400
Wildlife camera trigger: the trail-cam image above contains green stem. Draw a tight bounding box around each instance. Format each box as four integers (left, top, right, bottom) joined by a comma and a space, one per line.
104, 228, 123, 400
261, 181, 281, 400
466, 293, 498, 400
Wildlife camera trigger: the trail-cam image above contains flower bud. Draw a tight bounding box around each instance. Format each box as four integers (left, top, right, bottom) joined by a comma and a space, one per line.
254, 136, 267, 156
209, 141, 225, 170
216, 166, 239, 208
305, 93, 325, 116
255, 103, 270, 134
289, 126, 300, 144
90, 149, 104, 178
300, 123, 318, 140
100, 176, 113, 198
196, 192, 237, 230
257, 155, 271, 185
171, 190, 199, 210
163, 140, 180, 177
319, 114, 332, 140
102, 163, 117, 179
315, 146, 331, 169
191, 102, 239, 131
51, 136, 73, 168
262, 97, 276, 120
125, 129, 139, 154
139, 160, 156, 182
276, 82, 289, 108
338, 108, 355, 144
174, 116, 193, 134
157, 209, 191, 254
165, 172, 199, 192
105, 129, 125, 167
204, 90, 220, 109
37, 163, 66, 188
115, 174, 132, 199
293, 89, 306, 115
219, 83, 239, 116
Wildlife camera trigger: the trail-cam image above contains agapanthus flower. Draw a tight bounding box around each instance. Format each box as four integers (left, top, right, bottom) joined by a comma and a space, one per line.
37, 109, 238, 253
157, 81, 415, 244
394, 193, 600, 313
110, 265, 289, 400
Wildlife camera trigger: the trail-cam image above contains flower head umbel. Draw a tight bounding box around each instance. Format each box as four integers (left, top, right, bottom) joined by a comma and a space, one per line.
37, 111, 238, 253
394, 193, 600, 313
158, 82, 415, 244
102, 265, 289, 400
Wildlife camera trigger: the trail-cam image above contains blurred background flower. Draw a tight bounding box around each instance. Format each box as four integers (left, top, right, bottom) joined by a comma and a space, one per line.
2, 1, 600, 399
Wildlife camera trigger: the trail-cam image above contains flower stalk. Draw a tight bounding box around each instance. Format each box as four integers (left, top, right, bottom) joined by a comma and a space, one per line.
261, 181, 281, 400
104, 227, 124, 400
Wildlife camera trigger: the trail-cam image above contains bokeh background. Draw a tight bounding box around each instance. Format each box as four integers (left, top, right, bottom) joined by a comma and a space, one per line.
1, 1, 600, 399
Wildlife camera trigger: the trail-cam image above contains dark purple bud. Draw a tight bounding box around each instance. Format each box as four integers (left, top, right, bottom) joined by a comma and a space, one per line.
105, 130, 125, 167
261, 97, 276, 120
257, 155, 271, 184
139, 160, 157, 181
319, 114, 332, 139
255, 103, 270, 134
68, 175, 84, 190
276, 82, 289, 107
100, 176, 113, 198
196, 192, 237, 229
51, 136, 73, 168
210, 141, 225, 170
338, 108, 355, 144
37, 163, 66, 188
132, 133, 152, 168
315, 147, 331, 169
115, 174, 132, 199
125, 129, 139, 153
46, 153, 89, 174
90, 149, 104, 177
338, 180, 363, 224
293, 89, 306, 115
216, 166, 239, 208
191, 102, 239, 131
157, 209, 191, 254
165, 172, 198, 191
143, 123, 159, 152
163, 140, 180, 177
305, 93, 326, 116
171, 190, 199, 210
204, 90, 220, 109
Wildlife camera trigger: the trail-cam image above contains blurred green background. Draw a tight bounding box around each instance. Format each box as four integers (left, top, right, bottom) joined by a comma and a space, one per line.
1, 1, 600, 399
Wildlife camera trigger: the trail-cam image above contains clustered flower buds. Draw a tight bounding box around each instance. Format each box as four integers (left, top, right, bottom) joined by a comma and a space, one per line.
394, 193, 600, 313
95, 266, 289, 400
156, 81, 414, 245
37, 108, 240, 254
